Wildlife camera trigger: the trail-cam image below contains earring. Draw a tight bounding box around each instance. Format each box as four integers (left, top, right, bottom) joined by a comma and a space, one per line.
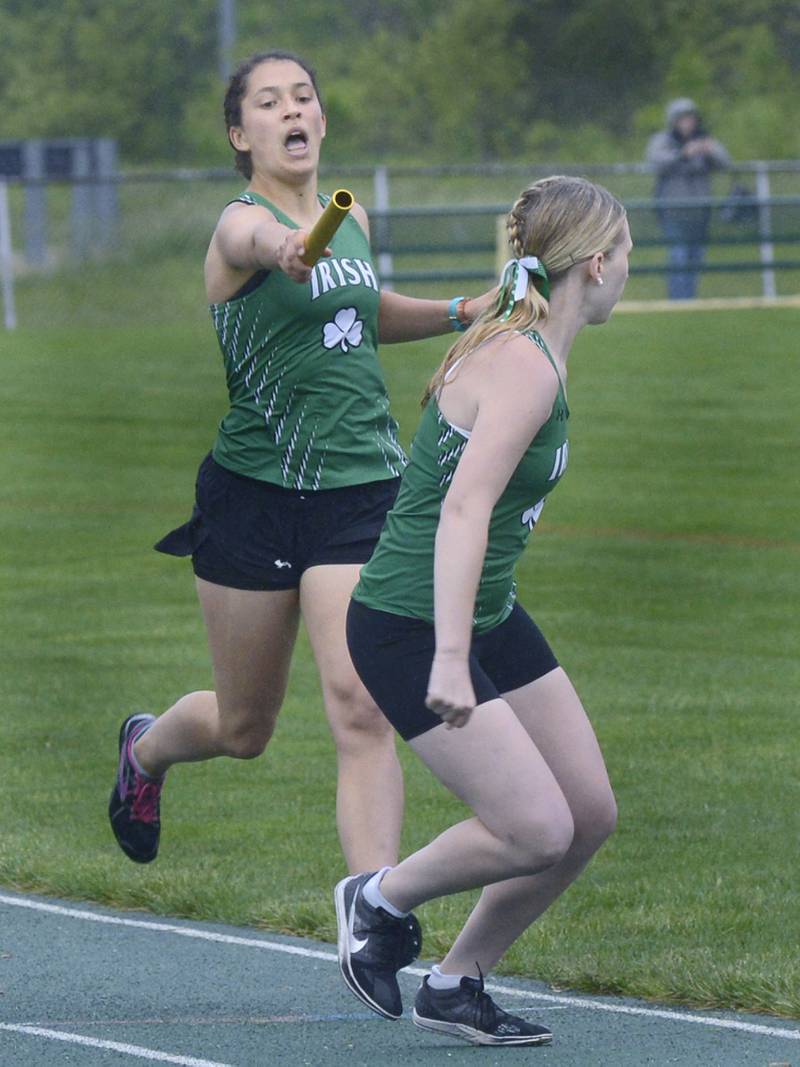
597, 277, 604, 286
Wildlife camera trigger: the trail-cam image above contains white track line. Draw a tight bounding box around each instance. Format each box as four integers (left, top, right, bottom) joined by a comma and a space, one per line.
0, 1023, 233, 1066
2, 893, 799, 1043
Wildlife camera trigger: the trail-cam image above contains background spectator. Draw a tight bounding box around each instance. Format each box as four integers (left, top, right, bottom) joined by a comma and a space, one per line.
646, 98, 730, 299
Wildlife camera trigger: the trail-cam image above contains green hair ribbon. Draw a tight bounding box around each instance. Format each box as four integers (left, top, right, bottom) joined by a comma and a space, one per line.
498, 256, 550, 320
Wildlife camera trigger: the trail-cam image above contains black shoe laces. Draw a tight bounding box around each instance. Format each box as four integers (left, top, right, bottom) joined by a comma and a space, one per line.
466, 965, 500, 1032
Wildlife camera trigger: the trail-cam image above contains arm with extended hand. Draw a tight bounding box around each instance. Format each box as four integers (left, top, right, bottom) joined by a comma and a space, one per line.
349, 200, 498, 342
212, 201, 328, 284
378, 288, 498, 344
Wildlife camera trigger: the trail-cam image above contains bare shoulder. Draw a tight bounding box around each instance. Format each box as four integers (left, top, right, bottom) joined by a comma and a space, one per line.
215, 198, 277, 238
443, 331, 562, 509
208, 199, 278, 269
475, 331, 560, 404
448, 330, 561, 455
205, 200, 280, 301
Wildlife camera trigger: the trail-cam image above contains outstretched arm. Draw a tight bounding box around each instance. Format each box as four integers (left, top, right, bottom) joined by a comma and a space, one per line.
378, 289, 497, 343
207, 201, 327, 289
425, 336, 560, 728
348, 200, 497, 343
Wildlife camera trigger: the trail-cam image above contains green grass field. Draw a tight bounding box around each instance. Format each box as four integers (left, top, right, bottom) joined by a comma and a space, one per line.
1, 300, 799, 1019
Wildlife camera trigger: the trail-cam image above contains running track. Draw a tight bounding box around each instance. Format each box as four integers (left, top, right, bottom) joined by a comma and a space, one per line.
2, 890, 798, 1066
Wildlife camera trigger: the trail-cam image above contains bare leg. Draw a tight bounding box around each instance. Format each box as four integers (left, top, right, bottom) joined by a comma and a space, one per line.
435, 669, 617, 977
378, 697, 575, 911
135, 578, 300, 776
300, 564, 403, 872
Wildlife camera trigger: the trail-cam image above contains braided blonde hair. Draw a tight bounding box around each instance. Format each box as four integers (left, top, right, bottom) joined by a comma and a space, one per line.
422, 176, 626, 405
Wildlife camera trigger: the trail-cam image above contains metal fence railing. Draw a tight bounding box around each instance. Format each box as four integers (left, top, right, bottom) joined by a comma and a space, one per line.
2, 160, 800, 328
367, 193, 800, 298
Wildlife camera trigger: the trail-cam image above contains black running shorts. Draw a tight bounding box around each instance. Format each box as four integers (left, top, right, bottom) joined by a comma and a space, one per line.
346, 598, 559, 740
155, 453, 400, 591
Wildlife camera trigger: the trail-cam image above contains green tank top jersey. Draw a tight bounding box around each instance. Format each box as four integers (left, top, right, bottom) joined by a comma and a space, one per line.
210, 191, 406, 490
353, 330, 570, 633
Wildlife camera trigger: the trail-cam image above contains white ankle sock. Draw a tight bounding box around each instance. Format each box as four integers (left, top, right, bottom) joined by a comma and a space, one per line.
427, 964, 464, 990
362, 867, 408, 918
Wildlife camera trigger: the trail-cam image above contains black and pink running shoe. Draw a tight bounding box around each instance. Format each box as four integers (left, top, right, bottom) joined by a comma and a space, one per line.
108, 714, 164, 863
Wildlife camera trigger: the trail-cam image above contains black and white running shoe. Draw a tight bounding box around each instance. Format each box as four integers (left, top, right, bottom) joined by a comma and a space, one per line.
412, 974, 553, 1046
334, 872, 422, 1020
108, 713, 164, 864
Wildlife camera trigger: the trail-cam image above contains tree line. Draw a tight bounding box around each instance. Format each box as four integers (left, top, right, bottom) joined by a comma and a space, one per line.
0, 0, 797, 167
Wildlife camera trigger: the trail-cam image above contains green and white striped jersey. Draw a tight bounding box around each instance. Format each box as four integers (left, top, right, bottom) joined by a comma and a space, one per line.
354, 331, 570, 633
210, 191, 406, 490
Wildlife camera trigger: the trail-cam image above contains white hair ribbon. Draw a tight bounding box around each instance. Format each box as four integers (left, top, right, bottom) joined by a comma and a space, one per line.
499, 256, 550, 319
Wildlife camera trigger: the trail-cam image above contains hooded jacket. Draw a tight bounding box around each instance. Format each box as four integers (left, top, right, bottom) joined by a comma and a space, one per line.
646, 99, 730, 205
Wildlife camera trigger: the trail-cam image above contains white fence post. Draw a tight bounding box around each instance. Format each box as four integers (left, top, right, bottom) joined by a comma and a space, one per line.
373, 164, 394, 290
0, 180, 17, 330
755, 162, 776, 299
218, 0, 236, 81
71, 139, 93, 261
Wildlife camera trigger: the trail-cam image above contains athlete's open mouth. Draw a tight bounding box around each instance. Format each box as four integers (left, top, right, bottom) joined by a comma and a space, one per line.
285, 129, 309, 155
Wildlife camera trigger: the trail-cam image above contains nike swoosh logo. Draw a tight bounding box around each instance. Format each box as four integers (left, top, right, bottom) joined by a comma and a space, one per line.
347, 887, 369, 956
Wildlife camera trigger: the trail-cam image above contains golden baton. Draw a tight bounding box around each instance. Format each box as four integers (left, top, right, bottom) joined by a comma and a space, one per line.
301, 189, 355, 266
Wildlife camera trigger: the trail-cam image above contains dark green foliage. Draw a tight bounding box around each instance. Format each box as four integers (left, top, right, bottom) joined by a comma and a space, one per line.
0, 1, 797, 165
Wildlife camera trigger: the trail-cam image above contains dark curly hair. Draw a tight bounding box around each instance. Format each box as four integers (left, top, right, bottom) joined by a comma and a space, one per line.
223, 51, 324, 180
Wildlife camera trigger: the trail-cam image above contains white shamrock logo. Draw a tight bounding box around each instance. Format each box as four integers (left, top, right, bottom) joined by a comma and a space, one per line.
322, 307, 363, 353
521, 499, 545, 530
